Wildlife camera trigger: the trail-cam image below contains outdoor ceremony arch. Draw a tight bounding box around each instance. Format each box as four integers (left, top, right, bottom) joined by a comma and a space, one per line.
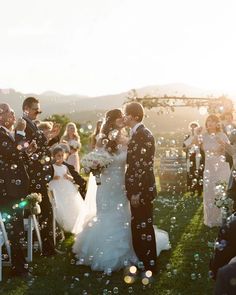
125, 89, 234, 115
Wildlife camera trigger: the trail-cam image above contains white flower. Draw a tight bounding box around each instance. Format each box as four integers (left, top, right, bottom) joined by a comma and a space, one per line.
81, 150, 113, 173
25, 193, 42, 205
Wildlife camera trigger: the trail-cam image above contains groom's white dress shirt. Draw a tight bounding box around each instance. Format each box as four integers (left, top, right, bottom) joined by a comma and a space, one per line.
130, 122, 143, 137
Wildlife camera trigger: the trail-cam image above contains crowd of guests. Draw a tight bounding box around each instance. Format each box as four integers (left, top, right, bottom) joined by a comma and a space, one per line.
183, 113, 236, 226
1, 96, 236, 293
184, 112, 236, 294
0, 97, 87, 278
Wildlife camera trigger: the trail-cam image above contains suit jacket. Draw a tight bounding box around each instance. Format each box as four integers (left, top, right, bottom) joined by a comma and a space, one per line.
23, 115, 49, 153
23, 116, 60, 149
125, 124, 157, 202
51, 161, 87, 199
22, 116, 53, 193
0, 127, 30, 209
215, 262, 236, 295
210, 213, 236, 279
48, 135, 60, 147
227, 172, 236, 210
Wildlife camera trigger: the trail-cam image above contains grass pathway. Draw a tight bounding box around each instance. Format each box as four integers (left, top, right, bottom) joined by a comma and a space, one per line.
1, 193, 218, 295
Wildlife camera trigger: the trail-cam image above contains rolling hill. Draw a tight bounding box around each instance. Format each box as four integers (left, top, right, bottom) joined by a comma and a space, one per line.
0, 83, 233, 133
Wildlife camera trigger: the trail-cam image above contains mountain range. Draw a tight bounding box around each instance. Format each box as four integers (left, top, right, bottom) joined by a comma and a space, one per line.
0, 83, 234, 133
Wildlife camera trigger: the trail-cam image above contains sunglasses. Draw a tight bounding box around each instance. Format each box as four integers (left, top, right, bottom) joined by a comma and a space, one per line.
31, 108, 42, 114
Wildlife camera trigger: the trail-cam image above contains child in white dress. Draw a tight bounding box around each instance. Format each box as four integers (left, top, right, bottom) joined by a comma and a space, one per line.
49, 146, 85, 234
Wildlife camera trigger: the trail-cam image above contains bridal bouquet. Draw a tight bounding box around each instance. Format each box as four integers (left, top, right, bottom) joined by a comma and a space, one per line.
81, 150, 113, 185
214, 181, 234, 223
24, 193, 42, 215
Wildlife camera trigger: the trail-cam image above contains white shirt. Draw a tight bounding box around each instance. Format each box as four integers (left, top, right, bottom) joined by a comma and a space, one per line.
0, 125, 25, 139
131, 122, 143, 137
0, 125, 15, 139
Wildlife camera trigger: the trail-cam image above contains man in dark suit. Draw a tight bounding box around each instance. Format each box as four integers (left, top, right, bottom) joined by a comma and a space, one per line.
124, 102, 157, 274
209, 212, 236, 279
215, 262, 236, 295
0, 103, 34, 277
183, 122, 204, 195
21, 97, 55, 256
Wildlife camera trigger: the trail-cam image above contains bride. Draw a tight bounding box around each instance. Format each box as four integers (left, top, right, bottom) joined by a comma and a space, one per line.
72, 109, 170, 274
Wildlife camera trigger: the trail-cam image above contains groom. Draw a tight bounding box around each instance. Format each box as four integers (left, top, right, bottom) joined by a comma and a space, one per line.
124, 102, 157, 274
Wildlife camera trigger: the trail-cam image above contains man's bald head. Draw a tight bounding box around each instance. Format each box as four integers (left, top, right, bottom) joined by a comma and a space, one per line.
0, 103, 16, 129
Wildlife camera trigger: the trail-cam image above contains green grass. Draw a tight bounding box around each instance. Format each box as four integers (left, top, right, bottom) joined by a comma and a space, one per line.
1, 193, 218, 295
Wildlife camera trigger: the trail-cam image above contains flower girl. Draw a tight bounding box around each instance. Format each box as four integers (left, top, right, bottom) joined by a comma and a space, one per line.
48, 146, 85, 234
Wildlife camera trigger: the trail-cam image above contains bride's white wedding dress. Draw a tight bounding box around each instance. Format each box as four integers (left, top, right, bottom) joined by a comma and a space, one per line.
72, 148, 170, 273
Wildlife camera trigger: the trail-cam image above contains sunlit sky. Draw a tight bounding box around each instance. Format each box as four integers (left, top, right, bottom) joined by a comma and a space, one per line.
1, 0, 236, 96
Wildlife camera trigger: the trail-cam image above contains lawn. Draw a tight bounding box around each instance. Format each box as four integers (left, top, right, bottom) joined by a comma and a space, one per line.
1, 193, 218, 295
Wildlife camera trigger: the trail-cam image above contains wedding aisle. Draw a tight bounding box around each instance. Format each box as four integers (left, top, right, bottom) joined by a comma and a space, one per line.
1, 193, 218, 295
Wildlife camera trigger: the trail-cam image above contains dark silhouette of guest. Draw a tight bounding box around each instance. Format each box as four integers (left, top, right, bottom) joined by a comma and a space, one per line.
0, 103, 35, 277
90, 119, 103, 150
210, 212, 236, 279
22, 97, 55, 256
214, 262, 236, 295
183, 121, 204, 195
225, 129, 236, 210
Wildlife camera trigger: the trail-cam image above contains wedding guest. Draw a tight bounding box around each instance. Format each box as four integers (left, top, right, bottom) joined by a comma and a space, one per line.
221, 112, 236, 137
221, 112, 236, 169
38, 121, 53, 141
194, 115, 230, 227
183, 121, 204, 195
85, 119, 103, 205
214, 262, 236, 295
226, 129, 236, 210
0, 103, 36, 277
66, 140, 81, 172
209, 212, 236, 280
61, 122, 81, 148
49, 146, 85, 233
38, 121, 61, 148
48, 122, 61, 147
22, 96, 55, 256
60, 122, 81, 170
90, 119, 103, 150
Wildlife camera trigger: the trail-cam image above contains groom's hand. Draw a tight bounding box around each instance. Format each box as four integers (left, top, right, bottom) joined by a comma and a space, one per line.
131, 194, 140, 208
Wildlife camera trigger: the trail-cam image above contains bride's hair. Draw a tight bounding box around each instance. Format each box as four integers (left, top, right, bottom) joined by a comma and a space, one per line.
99, 109, 123, 154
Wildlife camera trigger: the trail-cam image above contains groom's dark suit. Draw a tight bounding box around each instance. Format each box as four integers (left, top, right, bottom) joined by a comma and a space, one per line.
125, 124, 157, 273
0, 127, 30, 275
22, 115, 55, 255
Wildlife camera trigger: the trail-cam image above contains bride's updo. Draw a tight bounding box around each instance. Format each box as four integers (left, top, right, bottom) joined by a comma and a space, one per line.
99, 109, 123, 154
